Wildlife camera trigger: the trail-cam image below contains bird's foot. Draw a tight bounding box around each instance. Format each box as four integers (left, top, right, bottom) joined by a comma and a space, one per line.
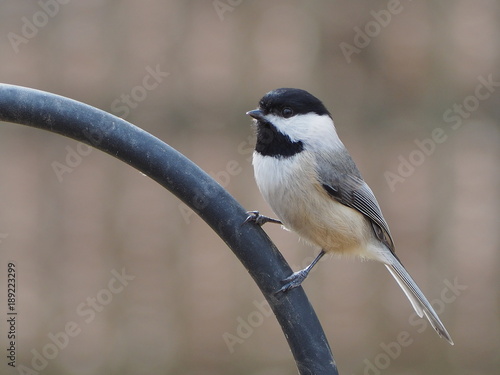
276, 269, 309, 294
275, 250, 326, 294
243, 211, 282, 226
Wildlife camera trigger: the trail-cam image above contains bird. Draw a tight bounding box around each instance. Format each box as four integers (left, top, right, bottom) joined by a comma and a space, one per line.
245, 88, 453, 345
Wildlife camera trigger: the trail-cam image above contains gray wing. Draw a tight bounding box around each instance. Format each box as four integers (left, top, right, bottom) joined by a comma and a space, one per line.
317, 153, 396, 252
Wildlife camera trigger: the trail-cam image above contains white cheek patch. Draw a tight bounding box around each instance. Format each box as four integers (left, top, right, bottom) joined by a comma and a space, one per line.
263, 113, 343, 151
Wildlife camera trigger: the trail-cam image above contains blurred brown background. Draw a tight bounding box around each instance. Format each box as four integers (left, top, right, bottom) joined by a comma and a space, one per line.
0, 1, 499, 374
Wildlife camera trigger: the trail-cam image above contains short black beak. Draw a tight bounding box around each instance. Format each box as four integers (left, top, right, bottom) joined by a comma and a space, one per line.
246, 109, 264, 121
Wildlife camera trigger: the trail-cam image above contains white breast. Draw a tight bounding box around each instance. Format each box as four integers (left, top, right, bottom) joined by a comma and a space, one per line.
253, 151, 374, 258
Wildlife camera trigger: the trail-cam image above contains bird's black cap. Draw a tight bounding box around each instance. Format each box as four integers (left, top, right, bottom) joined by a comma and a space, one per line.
257, 88, 331, 117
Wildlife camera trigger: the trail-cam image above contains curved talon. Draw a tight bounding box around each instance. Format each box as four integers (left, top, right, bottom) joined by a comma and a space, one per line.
276, 270, 309, 294
243, 211, 260, 225
243, 211, 282, 226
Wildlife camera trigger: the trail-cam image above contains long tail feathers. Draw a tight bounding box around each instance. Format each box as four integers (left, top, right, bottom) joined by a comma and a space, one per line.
384, 258, 454, 345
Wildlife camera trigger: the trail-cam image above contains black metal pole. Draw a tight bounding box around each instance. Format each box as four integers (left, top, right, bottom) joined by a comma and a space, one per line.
0, 84, 338, 375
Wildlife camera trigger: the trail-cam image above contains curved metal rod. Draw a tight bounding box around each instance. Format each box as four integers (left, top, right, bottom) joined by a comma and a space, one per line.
0, 84, 338, 375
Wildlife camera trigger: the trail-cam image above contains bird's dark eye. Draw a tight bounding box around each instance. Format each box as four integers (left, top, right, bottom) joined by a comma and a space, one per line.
282, 107, 294, 118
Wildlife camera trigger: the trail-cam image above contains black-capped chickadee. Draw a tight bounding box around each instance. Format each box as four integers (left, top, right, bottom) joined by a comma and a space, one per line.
246, 88, 453, 345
